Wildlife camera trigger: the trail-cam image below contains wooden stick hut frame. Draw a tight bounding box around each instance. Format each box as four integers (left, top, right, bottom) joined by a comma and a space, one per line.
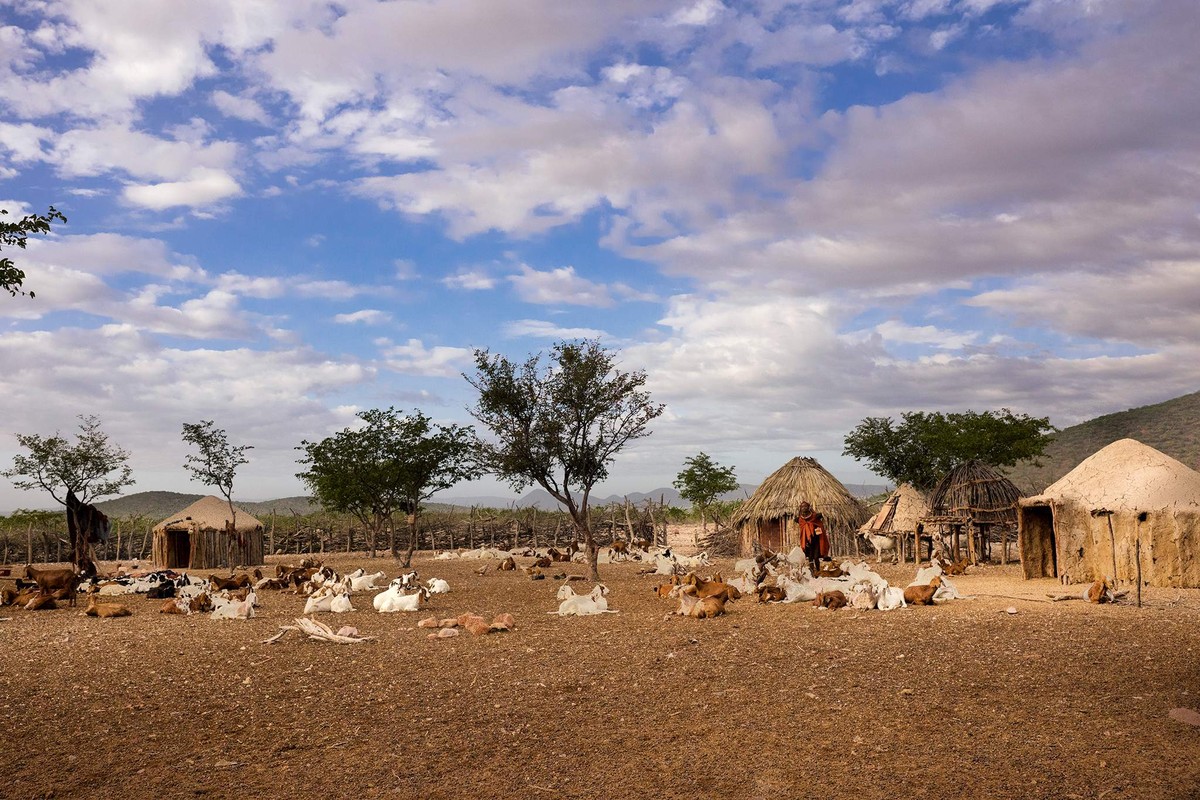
923, 460, 1021, 562
731, 456, 870, 557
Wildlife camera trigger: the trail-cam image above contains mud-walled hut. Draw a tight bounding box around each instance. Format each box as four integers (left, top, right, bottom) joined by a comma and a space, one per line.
1018, 439, 1200, 588
152, 495, 265, 569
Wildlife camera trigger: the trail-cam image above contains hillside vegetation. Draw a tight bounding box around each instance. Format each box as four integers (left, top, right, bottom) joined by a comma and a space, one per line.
1005, 389, 1200, 493
94, 492, 319, 521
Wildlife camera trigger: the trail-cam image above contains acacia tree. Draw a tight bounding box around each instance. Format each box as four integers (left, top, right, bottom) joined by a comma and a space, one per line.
2, 415, 135, 571
466, 340, 664, 581
181, 420, 253, 565
296, 408, 477, 566
842, 408, 1055, 490
1, 205, 66, 298
673, 452, 739, 533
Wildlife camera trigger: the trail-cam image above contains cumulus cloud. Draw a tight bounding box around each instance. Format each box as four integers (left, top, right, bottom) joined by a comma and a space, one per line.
378, 338, 474, 377
502, 320, 609, 340
442, 270, 497, 291
334, 309, 392, 325
123, 168, 242, 211
507, 265, 614, 307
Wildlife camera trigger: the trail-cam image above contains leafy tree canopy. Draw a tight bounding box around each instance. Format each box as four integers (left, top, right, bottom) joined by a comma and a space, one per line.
466, 340, 664, 578
2, 414, 135, 505
842, 408, 1055, 491
182, 420, 252, 529
673, 452, 739, 524
296, 407, 477, 562
1, 205, 66, 298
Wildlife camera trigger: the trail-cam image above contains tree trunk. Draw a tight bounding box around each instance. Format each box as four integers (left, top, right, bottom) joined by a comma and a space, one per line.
403, 507, 419, 568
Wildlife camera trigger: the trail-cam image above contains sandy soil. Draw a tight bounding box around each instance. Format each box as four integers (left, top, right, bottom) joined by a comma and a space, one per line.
2, 536, 1199, 800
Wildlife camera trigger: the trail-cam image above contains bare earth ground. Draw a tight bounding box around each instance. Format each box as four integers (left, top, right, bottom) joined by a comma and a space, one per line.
3, 529, 1199, 800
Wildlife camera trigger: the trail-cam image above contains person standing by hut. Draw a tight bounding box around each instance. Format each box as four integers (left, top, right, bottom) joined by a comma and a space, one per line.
796, 501, 828, 571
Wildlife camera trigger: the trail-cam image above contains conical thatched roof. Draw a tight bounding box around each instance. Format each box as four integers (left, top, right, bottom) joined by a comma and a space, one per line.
927, 460, 1020, 524
863, 483, 929, 534
153, 495, 264, 533
1037, 438, 1200, 510
732, 456, 869, 532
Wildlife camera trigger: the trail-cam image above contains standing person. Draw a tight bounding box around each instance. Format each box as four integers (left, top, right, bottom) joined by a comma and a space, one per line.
796, 501, 828, 572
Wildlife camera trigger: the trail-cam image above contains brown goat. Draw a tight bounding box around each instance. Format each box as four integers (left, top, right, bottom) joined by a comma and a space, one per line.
903, 576, 943, 606
25, 565, 78, 607
209, 573, 252, 592
85, 595, 132, 618
675, 585, 727, 618
813, 590, 848, 610
757, 585, 786, 603
1087, 578, 1114, 604
24, 592, 58, 611
498, 556, 516, 571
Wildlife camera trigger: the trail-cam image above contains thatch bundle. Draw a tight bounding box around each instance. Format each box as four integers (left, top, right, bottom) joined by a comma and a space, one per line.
926, 460, 1020, 526
732, 457, 870, 556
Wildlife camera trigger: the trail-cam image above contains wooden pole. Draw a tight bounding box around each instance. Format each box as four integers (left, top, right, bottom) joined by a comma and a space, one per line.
27, 521, 33, 564
1135, 517, 1143, 608
1105, 514, 1119, 584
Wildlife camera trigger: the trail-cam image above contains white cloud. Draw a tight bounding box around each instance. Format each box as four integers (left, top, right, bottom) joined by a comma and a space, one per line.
502, 320, 608, 340
334, 309, 392, 325
378, 338, 474, 377
872, 320, 980, 350
507, 264, 614, 307
211, 90, 270, 124
442, 270, 497, 291
123, 168, 243, 211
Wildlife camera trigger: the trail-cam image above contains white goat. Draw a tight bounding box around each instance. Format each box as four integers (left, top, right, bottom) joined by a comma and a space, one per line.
330, 590, 355, 613
373, 581, 428, 613
425, 577, 450, 595
876, 585, 907, 611
862, 532, 898, 563
347, 570, 387, 591
211, 590, 256, 620
303, 585, 337, 615
553, 584, 617, 616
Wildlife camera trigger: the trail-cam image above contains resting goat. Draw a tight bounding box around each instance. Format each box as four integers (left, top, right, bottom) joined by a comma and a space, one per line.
813, 590, 848, 610
553, 584, 616, 616
903, 576, 943, 606
673, 584, 727, 619
373, 581, 429, 613
85, 595, 133, 618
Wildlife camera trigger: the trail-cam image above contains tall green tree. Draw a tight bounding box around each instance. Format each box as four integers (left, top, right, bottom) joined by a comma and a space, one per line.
182, 420, 253, 566
673, 452, 739, 532
842, 408, 1055, 490
1, 205, 66, 298
296, 408, 477, 566
2, 415, 135, 571
466, 340, 664, 581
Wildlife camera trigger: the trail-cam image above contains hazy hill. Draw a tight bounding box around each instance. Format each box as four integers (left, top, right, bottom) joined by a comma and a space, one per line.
95, 492, 319, 520
1005, 389, 1200, 493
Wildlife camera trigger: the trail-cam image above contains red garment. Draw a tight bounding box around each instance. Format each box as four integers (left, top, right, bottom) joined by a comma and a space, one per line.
796, 512, 829, 556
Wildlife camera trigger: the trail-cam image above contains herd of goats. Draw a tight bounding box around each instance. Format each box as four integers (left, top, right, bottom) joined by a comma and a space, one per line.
1, 539, 1121, 635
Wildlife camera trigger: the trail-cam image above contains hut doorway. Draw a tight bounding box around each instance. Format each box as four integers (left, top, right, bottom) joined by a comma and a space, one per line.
165, 529, 191, 569
1018, 506, 1056, 579
758, 520, 784, 553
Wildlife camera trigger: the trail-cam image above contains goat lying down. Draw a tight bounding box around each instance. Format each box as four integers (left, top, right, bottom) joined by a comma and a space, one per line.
552, 585, 617, 616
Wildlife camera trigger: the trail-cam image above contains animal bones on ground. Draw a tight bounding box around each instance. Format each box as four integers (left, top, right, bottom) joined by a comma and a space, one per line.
262, 617, 377, 645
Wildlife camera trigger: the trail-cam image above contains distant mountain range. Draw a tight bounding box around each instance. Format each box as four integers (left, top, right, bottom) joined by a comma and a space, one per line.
84, 389, 1200, 519
94, 491, 319, 521
1004, 389, 1200, 493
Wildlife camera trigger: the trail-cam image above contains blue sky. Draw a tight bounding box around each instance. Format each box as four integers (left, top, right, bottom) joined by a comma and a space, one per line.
2, 0, 1198, 512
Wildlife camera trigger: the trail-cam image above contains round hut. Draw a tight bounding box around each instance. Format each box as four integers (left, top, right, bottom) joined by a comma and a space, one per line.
859, 483, 929, 563
732, 456, 870, 557
152, 496, 265, 569
1018, 438, 1200, 588
924, 460, 1021, 563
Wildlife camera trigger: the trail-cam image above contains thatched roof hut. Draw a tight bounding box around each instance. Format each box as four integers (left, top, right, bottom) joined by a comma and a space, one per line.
732, 457, 870, 556
862, 484, 929, 534
152, 495, 265, 569
1018, 439, 1200, 587
926, 460, 1021, 526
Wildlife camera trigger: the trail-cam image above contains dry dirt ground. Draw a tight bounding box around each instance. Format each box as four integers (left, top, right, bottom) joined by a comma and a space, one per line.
2, 538, 1199, 800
